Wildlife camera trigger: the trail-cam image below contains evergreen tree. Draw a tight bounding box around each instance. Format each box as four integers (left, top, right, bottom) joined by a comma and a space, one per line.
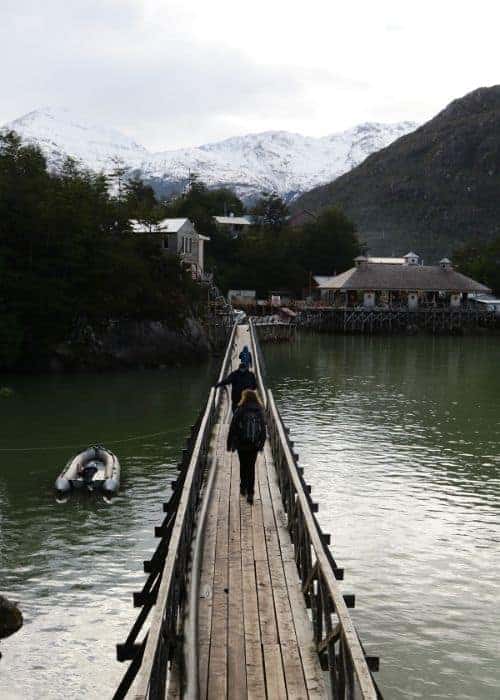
454, 238, 500, 295
252, 192, 289, 231
108, 156, 128, 200
298, 207, 361, 275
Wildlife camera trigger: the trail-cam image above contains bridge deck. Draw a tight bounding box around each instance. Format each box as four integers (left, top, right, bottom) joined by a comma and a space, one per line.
117, 321, 378, 700
196, 325, 326, 699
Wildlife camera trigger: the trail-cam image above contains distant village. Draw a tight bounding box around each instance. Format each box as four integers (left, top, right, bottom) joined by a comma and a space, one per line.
130, 214, 500, 320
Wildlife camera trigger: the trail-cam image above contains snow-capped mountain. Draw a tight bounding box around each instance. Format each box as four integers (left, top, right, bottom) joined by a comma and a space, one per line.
3, 107, 417, 202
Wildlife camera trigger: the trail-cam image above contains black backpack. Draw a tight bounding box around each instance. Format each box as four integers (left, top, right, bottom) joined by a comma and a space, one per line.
238, 409, 263, 448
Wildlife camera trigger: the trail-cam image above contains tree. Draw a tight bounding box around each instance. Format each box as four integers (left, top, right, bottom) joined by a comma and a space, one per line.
252, 192, 289, 232
108, 156, 128, 200
298, 207, 361, 275
454, 238, 500, 295
124, 175, 165, 225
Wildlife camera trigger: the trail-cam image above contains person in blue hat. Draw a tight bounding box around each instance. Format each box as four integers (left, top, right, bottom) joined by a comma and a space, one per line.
239, 345, 252, 368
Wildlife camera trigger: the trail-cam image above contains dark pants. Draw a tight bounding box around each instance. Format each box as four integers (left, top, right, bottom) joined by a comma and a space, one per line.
237, 447, 258, 496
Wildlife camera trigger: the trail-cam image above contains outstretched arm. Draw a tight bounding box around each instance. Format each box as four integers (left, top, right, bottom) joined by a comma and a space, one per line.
215, 372, 234, 388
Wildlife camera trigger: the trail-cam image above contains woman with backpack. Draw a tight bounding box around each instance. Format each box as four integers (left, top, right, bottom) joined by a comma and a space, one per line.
227, 389, 266, 504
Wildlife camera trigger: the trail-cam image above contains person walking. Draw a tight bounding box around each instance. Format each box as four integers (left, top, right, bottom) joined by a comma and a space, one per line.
239, 345, 253, 368
227, 389, 266, 504
215, 362, 257, 413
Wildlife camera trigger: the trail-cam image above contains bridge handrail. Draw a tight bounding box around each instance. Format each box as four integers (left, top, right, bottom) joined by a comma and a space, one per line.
249, 323, 379, 699
123, 322, 237, 700
248, 317, 267, 408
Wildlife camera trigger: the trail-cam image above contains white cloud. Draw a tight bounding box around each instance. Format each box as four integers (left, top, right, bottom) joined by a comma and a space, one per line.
1, 0, 499, 148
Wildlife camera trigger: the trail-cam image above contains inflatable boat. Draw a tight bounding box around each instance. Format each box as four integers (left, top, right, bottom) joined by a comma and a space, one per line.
55, 445, 120, 498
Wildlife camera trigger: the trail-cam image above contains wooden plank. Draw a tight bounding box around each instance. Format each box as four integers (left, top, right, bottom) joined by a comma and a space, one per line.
198, 477, 222, 700
227, 450, 247, 699
253, 506, 278, 644
257, 457, 310, 699
207, 438, 232, 700
240, 496, 266, 697
280, 642, 310, 700
263, 447, 328, 699
240, 499, 260, 644
245, 641, 267, 700
263, 644, 287, 700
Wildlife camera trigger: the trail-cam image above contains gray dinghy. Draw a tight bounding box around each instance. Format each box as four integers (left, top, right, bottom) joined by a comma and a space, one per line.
55, 445, 120, 498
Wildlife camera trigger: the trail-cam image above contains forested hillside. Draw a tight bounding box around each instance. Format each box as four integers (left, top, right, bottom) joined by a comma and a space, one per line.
0, 132, 202, 370
293, 86, 500, 260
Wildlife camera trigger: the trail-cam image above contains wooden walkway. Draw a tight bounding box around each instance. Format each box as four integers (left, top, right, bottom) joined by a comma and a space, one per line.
115, 321, 380, 700
196, 326, 326, 699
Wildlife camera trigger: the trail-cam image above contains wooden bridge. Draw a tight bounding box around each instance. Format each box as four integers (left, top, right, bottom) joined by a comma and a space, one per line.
114, 322, 381, 699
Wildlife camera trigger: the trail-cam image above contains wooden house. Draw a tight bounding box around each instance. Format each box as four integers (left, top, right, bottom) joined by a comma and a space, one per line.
130, 218, 210, 278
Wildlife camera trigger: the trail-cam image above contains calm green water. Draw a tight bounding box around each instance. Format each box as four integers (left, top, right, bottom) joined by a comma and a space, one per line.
264, 333, 500, 700
0, 363, 216, 699
1, 335, 499, 699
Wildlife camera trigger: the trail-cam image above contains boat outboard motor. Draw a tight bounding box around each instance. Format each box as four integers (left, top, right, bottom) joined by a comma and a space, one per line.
82, 460, 100, 485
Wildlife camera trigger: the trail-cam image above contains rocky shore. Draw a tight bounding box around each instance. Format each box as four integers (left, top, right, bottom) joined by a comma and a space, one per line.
51, 317, 212, 371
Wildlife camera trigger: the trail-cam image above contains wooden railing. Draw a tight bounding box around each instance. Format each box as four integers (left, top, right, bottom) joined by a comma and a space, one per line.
113, 322, 237, 700
248, 317, 267, 407
249, 322, 381, 699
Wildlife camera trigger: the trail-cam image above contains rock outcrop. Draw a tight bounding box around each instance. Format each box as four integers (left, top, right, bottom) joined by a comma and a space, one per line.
53, 317, 211, 371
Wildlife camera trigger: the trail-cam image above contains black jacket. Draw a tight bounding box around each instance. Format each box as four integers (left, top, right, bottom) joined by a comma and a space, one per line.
227, 402, 266, 452
216, 368, 257, 406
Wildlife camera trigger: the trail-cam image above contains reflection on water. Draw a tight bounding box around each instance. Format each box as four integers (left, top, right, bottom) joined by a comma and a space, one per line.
0, 364, 215, 700
264, 333, 500, 700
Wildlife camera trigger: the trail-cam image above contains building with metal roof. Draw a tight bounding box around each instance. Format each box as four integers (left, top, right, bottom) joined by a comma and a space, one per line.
214, 214, 254, 238
130, 218, 210, 278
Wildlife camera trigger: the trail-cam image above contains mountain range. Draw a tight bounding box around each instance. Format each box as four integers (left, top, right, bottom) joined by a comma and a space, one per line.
2, 107, 416, 203
293, 86, 500, 259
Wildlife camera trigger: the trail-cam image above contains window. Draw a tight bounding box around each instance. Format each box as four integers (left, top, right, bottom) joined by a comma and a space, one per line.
163, 236, 169, 249
182, 236, 192, 254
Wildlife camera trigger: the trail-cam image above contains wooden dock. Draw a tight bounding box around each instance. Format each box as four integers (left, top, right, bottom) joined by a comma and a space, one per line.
299, 305, 497, 334
114, 323, 380, 700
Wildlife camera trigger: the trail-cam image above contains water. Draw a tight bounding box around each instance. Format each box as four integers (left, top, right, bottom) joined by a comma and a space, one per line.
264, 333, 500, 700
0, 363, 216, 699
1, 336, 499, 699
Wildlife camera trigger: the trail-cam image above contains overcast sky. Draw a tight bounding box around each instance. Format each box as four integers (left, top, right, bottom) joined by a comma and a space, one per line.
1, 0, 499, 150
